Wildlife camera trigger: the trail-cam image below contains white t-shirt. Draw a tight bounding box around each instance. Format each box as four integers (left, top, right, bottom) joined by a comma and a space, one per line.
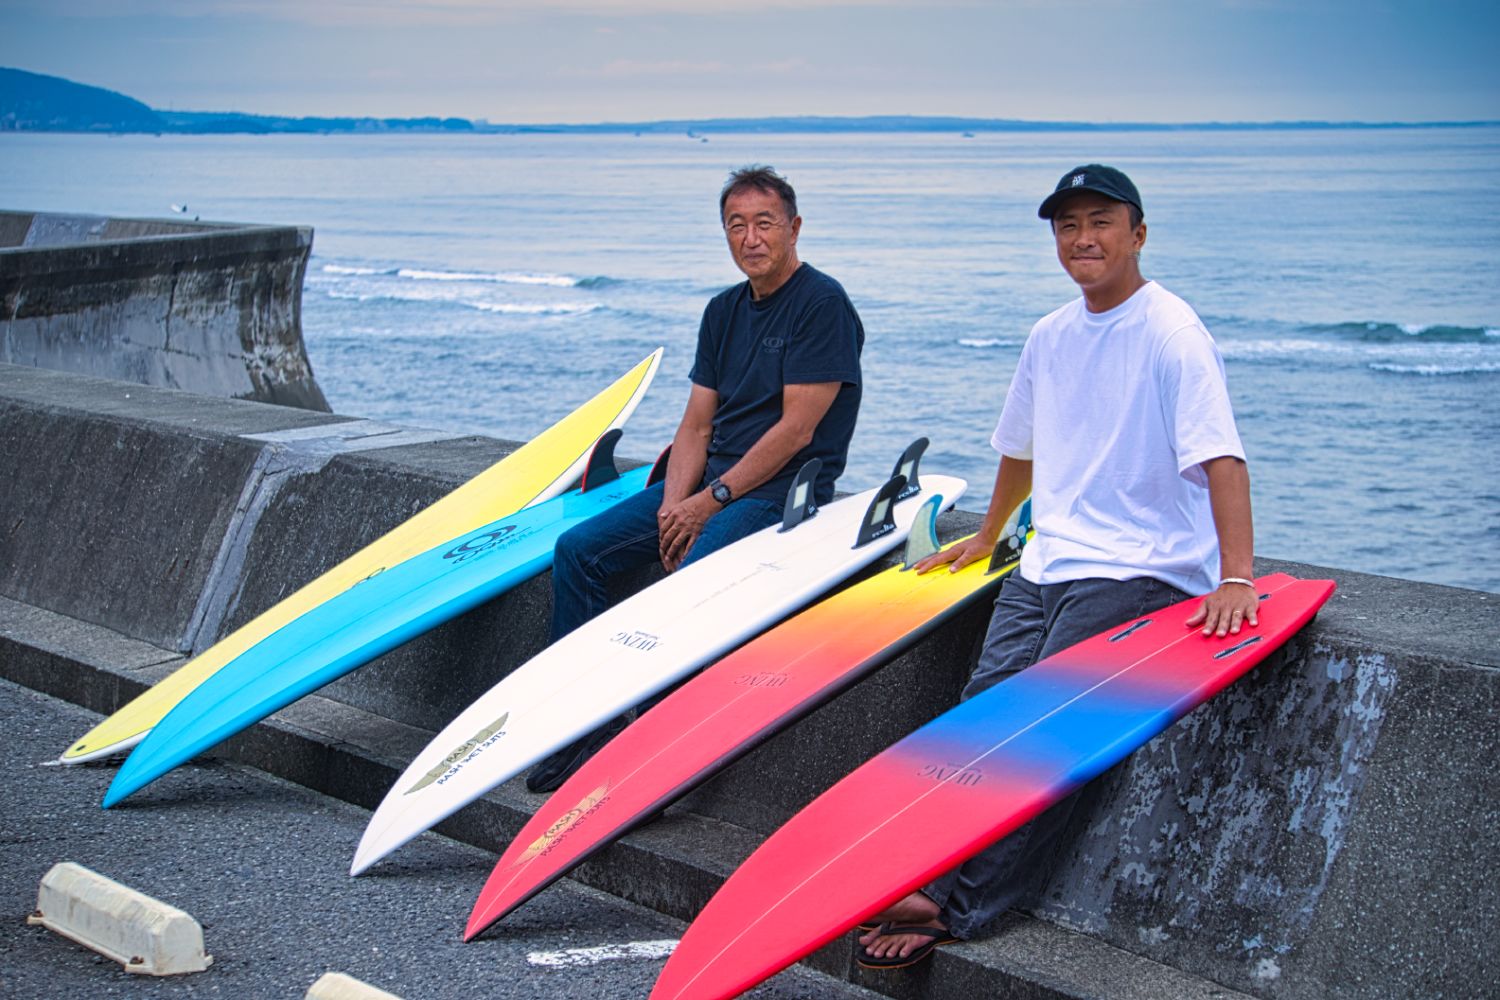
992, 281, 1245, 595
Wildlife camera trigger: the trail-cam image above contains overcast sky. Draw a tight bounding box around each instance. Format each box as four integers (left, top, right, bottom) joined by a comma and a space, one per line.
4, 0, 1497, 123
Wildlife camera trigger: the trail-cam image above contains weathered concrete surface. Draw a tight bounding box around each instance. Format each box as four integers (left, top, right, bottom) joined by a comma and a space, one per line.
0, 209, 329, 410
0, 363, 1494, 1000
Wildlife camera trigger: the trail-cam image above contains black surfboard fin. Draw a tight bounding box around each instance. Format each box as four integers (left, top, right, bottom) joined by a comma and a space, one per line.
900, 494, 945, 569
853, 473, 907, 549
889, 437, 929, 502
646, 444, 673, 487
986, 497, 1033, 574
779, 458, 822, 532
581, 428, 624, 493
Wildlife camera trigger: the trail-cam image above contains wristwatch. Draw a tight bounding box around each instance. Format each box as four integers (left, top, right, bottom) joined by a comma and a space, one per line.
708, 478, 733, 506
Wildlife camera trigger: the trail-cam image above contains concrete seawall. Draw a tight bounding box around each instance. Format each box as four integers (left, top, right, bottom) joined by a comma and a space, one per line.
0, 210, 329, 411
1, 362, 1493, 1000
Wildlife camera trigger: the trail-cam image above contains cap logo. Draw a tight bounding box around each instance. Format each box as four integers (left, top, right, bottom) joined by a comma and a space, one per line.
1070, 173, 1086, 187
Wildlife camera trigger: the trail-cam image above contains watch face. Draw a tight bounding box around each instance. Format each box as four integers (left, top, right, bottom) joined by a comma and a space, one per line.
711, 482, 732, 504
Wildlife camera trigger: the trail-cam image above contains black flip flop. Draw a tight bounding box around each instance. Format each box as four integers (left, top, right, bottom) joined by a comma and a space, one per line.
855, 922, 959, 970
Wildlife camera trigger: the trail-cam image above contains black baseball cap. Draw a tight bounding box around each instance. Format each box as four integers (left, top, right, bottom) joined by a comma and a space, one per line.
1038, 164, 1143, 220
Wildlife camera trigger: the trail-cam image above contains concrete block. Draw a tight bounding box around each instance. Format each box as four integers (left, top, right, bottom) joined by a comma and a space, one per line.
0, 396, 266, 649
306, 971, 404, 1000
0, 210, 328, 410
28, 862, 213, 975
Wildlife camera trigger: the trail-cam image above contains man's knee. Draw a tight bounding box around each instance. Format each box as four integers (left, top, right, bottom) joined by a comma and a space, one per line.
552, 522, 597, 582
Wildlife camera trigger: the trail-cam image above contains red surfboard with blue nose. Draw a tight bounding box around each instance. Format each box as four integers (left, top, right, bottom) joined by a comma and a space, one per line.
651, 572, 1335, 1000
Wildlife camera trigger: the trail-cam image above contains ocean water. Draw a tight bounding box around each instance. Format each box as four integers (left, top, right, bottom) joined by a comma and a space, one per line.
5, 128, 1498, 593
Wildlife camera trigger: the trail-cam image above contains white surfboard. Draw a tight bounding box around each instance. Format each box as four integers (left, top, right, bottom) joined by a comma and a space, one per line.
351, 442, 966, 874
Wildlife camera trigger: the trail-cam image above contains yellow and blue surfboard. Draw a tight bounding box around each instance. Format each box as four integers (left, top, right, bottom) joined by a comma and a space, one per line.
61, 348, 662, 764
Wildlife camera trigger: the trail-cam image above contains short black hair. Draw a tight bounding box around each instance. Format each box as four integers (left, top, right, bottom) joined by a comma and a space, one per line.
719, 165, 798, 221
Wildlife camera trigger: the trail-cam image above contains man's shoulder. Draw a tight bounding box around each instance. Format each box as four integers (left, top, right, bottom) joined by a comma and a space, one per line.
1137, 281, 1201, 328
706, 280, 751, 311
793, 263, 850, 298
1031, 296, 1085, 336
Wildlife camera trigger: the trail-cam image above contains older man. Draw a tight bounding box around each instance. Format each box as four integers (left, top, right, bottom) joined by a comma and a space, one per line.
528, 165, 865, 792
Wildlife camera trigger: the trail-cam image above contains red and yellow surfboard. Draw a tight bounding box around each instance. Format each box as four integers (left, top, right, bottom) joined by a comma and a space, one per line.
466, 496, 1031, 939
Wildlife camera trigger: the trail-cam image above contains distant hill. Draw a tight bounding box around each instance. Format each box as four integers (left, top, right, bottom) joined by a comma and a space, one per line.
0, 68, 473, 134
155, 110, 475, 134
1, 67, 163, 132
2, 66, 1493, 136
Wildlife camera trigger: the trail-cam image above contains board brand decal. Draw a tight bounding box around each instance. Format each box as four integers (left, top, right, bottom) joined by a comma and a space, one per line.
519, 784, 611, 863
1212, 635, 1263, 660
444, 525, 519, 563
406, 713, 509, 794
610, 630, 661, 651
734, 671, 789, 689
918, 762, 983, 787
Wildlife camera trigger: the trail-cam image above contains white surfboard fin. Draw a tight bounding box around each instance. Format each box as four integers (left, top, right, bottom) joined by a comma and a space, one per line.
581, 428, 624, 493
986, 497, 1033, 574
778, 458, 822, 532
889, 437, 928, 502
646, 445, 673, 488
900, 494, 945, 569
853, 473, 908, 548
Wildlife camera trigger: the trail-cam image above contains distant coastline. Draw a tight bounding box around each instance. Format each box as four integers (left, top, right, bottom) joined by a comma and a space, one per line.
4, 66, 1496, 136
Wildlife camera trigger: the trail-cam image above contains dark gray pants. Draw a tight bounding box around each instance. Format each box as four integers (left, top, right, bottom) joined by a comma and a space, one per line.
924, 573, 1188, 940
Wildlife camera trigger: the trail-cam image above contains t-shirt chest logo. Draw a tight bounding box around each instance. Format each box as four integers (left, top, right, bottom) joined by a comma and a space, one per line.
761, 336, 784, 353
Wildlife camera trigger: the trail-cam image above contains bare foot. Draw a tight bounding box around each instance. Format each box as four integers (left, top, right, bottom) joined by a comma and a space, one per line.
863, 890, 940, 928
857, 891, 947, 961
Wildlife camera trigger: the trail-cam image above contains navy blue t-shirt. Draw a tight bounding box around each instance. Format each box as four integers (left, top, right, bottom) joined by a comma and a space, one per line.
688, 263, 864, 506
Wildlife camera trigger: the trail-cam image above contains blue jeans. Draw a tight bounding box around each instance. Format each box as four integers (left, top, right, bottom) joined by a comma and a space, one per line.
924, 573, 1189, 940
550, 480, 784, 642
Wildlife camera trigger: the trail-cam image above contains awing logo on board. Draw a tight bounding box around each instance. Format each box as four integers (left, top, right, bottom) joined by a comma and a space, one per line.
444, 525, 518, 563
918, 762, 983, 787
735, 671, 789, 690
609, 630, 661, 652
518, 783, 611, 863
405, 712, 509, 794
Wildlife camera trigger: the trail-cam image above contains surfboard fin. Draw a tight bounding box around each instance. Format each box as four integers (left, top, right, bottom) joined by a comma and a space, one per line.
900, 494, 945, 568
889, 437, 929, 502
853, 473, 908, 548
646, 445, 673, 487
581, 428, 624, 492
987, 497, 1033, 573
779, 458, 822, 532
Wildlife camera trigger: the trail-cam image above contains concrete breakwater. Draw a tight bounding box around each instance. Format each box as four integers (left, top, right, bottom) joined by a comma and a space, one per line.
1, 362, 1493, 1000
0, 210, 328, 411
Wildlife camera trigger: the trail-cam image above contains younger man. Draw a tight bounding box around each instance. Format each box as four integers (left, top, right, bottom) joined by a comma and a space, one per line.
858, 164, 1257, 967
